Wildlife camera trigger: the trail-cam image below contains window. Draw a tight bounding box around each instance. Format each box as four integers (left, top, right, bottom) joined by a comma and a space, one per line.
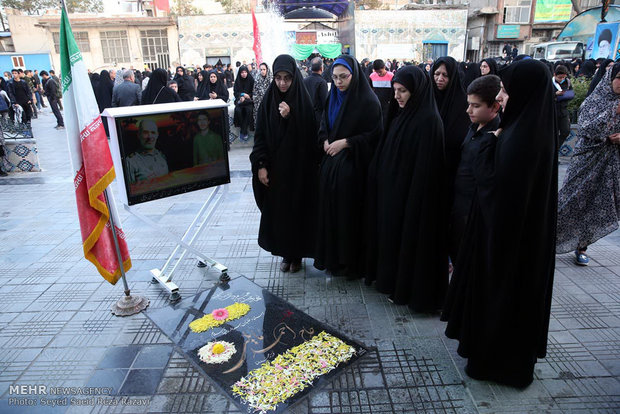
487, 42, 500, 57
580, 0, 600, 9
52, 32, 90, 53
503, 0, 531, 24
100, 30, 130, 64
140, 29, 169, 62
11, 56, 24, 69
423, 42, 448, 61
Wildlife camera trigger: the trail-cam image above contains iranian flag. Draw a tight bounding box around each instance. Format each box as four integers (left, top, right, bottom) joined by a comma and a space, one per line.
60, 8, 131, 284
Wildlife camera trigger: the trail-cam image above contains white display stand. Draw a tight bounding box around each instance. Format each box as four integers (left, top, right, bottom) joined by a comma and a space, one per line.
102, 101, 230, 302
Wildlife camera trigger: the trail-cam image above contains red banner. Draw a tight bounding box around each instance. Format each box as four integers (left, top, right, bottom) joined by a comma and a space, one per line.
252, 6, 263, 65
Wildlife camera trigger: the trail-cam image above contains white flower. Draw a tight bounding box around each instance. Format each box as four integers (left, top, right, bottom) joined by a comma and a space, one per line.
198, 341, 236, 364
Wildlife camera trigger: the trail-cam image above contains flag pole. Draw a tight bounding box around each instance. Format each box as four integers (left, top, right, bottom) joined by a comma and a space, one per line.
104, 189, 149, 316
59, 0, 147, 316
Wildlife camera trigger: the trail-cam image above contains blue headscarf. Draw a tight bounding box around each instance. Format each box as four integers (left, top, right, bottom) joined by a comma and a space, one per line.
327, 58, 353, 130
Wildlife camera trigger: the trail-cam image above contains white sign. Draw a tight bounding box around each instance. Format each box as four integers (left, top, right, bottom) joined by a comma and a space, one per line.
317, 30, 338, 44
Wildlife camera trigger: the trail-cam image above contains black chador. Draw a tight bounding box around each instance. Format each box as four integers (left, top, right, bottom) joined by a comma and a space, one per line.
314, 55, 383, 278
441, 59, 558, 388
431, 56, 471, 181
365, 66, 448, 312
249, 55, 321, 262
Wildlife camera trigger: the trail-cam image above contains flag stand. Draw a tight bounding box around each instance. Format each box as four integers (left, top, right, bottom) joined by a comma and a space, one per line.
105, 189, 150, 316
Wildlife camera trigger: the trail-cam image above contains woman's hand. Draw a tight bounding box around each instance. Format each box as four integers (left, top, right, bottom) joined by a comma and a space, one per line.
258, 168, 269, 187
279, 102, 290, 118
326, 139, 349, 157
609, 132, 620, 144
323, 140, 329, 153
209, 92, 217, 99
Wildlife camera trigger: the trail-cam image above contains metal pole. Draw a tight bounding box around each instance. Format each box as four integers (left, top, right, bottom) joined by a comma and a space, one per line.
104, 189, 131, 297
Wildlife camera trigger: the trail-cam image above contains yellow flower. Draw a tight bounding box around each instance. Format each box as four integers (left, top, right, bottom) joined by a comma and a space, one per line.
189, 302, 251, 333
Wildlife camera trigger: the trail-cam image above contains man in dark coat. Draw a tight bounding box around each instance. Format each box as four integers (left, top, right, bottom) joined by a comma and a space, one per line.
40, 71, 64, 129
111, 70, 141, 107
7, 69, 32, 123
303, 57, 328, 128
250, 55, 321, 273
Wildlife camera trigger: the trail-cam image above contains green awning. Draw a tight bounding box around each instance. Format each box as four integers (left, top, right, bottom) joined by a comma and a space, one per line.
290, 43, 342, 60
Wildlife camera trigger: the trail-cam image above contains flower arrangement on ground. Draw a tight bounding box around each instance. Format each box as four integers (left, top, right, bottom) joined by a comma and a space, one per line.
231, 331, 356, 413
197, 340, 237, 364
189, 302, 251, 333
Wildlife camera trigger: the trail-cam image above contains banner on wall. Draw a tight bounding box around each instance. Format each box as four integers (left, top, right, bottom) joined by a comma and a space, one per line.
534, 0, 572, 23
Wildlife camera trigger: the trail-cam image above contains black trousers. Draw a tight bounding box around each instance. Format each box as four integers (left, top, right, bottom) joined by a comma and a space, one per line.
48, 97, 64, 126
234, 105, 252, 135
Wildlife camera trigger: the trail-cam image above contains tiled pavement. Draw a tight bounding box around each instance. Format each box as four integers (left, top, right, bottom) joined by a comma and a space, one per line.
0, 106, 618, 413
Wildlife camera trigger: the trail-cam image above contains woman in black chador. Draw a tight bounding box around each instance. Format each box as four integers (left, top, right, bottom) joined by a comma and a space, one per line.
431, 56, 471, 266
431, 56, 471, 183
314, 55, 382, 278
365, 66, 448, 312
250, 55, 321, 273
141, 68, 181, 105
233, 65, 255, 141
441, 59, 557, 388
173, 66, 196, 101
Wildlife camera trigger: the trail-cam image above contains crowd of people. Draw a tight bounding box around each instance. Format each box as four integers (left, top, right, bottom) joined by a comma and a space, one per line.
248, 52, 620, 390
1, 52, 618, 389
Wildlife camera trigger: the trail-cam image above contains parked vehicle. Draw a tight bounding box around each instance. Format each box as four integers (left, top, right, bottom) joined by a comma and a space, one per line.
531, 41, 585, 62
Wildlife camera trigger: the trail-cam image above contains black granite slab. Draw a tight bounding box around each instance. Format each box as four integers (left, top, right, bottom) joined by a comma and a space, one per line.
145, 276, 370, 413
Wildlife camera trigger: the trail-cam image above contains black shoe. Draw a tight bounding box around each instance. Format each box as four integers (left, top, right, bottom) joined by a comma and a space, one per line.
280, 259, 291, 272
290, 259, 302, 273
0, 170, 7, 176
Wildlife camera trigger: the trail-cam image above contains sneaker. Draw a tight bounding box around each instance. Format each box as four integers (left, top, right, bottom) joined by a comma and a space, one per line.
575, 251, 589, 266
55, 125, 65, 130
239, 133, 248, 142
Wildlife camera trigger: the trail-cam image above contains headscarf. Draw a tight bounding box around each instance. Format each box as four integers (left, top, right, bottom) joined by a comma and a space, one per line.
94, 69, 114, 112
173, 66, 195, 101
253, 63, 272, 102
461, 62, 481, 90
196, 70, 210, 100
577, 59, 596, 78
207, 69, 229, 101
480, 58, 498, 76
587, 59, 614, 97
141, 68, 181, 104
327, 57, 353, 130
90, 72, 100, 93
233, 65, 254, 103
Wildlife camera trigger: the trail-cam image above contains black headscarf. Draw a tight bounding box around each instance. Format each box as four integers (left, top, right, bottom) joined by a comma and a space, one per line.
173, 66, 195, 101
577, 59, 596, 78
480, 58, 498, 76
249, 54, 320, 258
234, 65, 254, 104
430, 56, 470, 175
141, 68, 181, 105
90, 72, 100, 93
94, 69, 113, 113
207, 69, 229, 101
587, 58, 614, 96
443, 59, 558, 387
365, 66, 448, 311
462, 61, 481, 89
195, 70, 210, 100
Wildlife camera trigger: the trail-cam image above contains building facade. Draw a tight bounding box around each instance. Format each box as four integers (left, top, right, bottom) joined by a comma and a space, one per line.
7, 12, 179, 72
